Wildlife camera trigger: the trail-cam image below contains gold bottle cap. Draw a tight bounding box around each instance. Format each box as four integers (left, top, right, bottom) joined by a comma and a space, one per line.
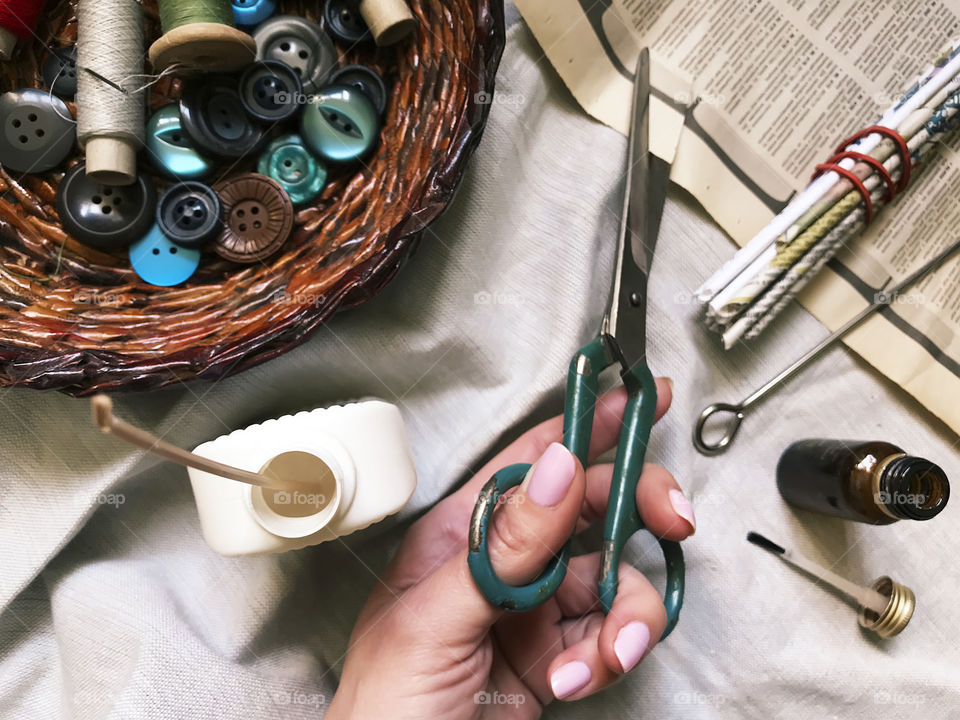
857, 576, 915, 638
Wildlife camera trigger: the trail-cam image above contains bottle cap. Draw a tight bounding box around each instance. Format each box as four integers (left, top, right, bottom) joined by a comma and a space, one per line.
857, 576, 915, 638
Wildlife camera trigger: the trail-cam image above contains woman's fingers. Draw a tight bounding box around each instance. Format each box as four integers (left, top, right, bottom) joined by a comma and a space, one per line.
579, 463, 696, 540
401, 443, 587, 644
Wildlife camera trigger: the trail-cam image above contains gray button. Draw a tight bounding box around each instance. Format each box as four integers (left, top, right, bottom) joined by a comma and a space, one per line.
0, 88, 75, 174
254, 16, 336, 94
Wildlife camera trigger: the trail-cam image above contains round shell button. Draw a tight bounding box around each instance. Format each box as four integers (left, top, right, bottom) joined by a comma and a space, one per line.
157, 182, 223, 249
253, 16, 337, 94
323, 0, 373, 44
179, 75, 266, 160
146, 104, 216, 181
329, 64, 388, 115
129, 224, 201, 287
0, 88, 75, 174
257, 134, 328, 206
42, 46, 78, 98
56, 162, 157, 250
239, 60, 303, 123
232, 0, 277, 27
300, 84, 379, 163
213, 173, 294, 263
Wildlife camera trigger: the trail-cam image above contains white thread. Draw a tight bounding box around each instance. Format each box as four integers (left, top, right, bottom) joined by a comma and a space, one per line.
76, 0, 146, 149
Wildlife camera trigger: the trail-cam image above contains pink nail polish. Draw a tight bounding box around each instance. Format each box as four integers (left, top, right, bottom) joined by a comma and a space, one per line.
614, 621, 650, 672
669, 488, 696, 532
550, 661, 591, 699
526, 442, 575, 507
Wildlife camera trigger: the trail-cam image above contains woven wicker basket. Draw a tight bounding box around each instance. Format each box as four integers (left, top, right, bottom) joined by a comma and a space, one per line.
0, 0, 504, 394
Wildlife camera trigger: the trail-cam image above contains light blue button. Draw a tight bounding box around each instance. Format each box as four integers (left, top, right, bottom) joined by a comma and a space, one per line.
232, 0, 276, 27
300, 85, 379, 163
145, 104, 215, 181
129, 224, 202, 286
257, 134, 327, 205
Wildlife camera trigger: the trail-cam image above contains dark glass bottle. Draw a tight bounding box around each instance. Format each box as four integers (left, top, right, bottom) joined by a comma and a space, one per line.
776, 439, 950, 524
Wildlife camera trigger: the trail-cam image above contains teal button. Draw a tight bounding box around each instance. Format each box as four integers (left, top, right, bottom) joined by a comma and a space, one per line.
145, 104, 215, 181
257, 134, 327, 206
129, 224, 201, 287
300, 85, 379, 163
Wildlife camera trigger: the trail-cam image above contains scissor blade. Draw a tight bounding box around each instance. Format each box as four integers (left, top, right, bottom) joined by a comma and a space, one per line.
604, 49, 672, 368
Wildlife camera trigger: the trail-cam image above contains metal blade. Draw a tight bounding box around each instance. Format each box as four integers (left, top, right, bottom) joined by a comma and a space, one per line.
602, 49, 672, 369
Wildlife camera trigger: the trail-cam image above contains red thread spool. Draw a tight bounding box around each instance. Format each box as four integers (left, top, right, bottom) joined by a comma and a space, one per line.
0, 0, 44, 60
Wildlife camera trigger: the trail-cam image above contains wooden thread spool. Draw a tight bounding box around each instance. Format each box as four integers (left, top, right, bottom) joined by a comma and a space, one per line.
150, 0, 256, 74
359, 0, 416, 46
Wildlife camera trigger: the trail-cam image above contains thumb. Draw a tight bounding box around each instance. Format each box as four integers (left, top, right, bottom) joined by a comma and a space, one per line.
404, 443, 585, 643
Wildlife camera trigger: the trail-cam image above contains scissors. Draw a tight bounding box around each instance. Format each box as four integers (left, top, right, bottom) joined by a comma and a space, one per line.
467, 50, 685, 639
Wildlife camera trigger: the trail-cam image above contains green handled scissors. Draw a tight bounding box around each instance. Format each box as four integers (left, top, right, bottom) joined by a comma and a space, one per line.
467, 50, 685, 639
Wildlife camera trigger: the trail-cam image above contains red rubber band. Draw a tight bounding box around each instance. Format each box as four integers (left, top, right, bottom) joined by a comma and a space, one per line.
812, 162, 874, 224
835, 125, 911, 193
824, 151, 896, 202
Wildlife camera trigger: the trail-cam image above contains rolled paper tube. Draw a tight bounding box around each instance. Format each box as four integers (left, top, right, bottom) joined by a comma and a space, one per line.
359, 0, 416, 46
0, 26, 15, 60
150, 0, 256, 73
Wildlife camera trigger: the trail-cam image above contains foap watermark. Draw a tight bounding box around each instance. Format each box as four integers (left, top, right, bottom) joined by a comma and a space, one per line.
875, 490, 928, 507
271, 291, 326, 307
874, 290, 926, 306
674, 90, 726, 107
674, 691, 726, 707
474, 290, 525, 307
268, 688, 326, 709
73, 491, 126, 508
474, 690, 526, 708
873, 91, 910, 108
474, 90, 526, 107
74, 291, 128, 307
672, 289, 699, 306
874, 689, 925, 706
269, 490, 328, 509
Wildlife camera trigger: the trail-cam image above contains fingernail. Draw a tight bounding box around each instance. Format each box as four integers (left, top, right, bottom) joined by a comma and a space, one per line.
550, 660, 591, 699
665, 377, 674, 394
669, 488, 696, 533
614, 621, 651, 672
525, 442, 576, 507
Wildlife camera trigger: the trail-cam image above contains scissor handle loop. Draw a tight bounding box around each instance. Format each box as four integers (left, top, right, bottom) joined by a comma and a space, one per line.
467, 463, 570, 610
693, 402, 744, 456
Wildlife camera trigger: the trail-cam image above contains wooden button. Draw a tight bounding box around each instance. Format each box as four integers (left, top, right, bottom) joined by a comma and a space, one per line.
212, 173, 294, 263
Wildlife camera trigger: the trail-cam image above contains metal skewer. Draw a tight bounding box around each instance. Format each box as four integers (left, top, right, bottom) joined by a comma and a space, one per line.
694, 236, 960, 455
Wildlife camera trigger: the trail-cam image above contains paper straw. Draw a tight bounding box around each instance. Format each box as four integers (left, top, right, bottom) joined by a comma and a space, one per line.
697, 38, 960, 308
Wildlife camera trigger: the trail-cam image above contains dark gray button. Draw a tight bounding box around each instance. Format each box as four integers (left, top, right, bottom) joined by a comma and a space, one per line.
254, 16, 336, 94
42, 47, 78, 98
329, 64, 388, 115
179, 75, 266, 159
239, 60, 303, 123
0, 88, 75, 174
56, 162, 157, 250
323, 0, 372, 44
157, 182, 223, 249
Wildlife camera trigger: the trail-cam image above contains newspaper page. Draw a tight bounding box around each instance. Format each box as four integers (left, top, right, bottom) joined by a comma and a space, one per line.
515, 0, 960, 435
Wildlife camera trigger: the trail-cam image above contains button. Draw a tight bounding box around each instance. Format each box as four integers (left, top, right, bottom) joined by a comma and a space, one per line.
257, 134, 328, 206
253, 16, 337, 94
145, 104, 216, 181
56, 162, 157, 250
179, 75, 266, 160
156, 182, 223, 249
42, 46, 78, 98
129, 224, 201, 287
323, 0, 372, 44
212, 173, 294, 263
0, 89, 75, 174
300, 85, 379, 163
329, 64, 388, 115
239, 60, 303, 124
232, 0, 276, 27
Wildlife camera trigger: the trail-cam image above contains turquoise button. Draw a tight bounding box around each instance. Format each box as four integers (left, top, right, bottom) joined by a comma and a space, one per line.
257, 134, 327, 206
145, 104, 215, 181
232, 0, 276, 27
129, 224, 201, 287
300, 85, 379, 163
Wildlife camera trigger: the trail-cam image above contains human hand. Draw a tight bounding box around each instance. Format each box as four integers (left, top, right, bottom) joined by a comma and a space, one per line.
326, 379, 696, 719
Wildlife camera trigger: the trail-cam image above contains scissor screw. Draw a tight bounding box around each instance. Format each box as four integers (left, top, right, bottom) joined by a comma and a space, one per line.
629, 292, 641, 307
